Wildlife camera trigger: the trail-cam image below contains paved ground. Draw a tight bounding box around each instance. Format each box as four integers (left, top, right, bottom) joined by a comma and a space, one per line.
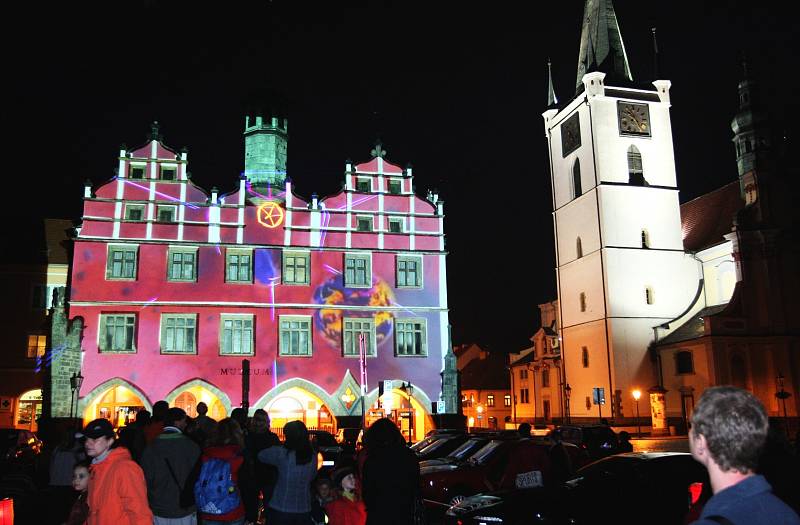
631, 436, 690, 453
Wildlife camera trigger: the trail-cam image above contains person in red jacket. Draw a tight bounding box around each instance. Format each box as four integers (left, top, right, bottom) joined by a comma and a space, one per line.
81, 418, 153, 525
197, 418, 247, 525
326, 467, 366, 525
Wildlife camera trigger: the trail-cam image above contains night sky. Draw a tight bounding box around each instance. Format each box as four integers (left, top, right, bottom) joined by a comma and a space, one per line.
5, 1, 798, 353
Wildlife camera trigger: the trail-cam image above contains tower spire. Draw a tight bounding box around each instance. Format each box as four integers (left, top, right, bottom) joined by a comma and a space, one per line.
651, 27, 660, 79
575, 0, 633, 93
547, 58, 558, 108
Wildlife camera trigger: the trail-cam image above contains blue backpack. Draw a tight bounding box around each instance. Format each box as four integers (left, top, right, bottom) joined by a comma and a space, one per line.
194, 457, 241, 515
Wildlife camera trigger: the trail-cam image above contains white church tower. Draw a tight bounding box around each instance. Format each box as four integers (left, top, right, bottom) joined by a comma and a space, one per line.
543, 0, 698, 428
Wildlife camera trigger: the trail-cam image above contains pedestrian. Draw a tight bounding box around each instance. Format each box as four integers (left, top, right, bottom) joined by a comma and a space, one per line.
191, 402, 218, 447
119, 409, 150, 463
311, 478, 334, 525
49, 431, 86, 523
547, 428, 576, 484
325, 467, 366, 525
243, 409, 281, 523
518, 422, 532, 438
361, 418, 421, 525
195, 418, 247, 525
141, 407, 202, 525
230, 408, 249, 439
688, 386, 800, 525
617, 431, 633, 452
64, 460, 90, 525
258, 420, 319, 524
82, 418, 153, 524
146, 401, 171, 445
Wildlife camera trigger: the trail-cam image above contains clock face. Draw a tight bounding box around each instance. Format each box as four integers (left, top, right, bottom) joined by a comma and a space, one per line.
618, 102, 651, 136
561, 113, 581, 157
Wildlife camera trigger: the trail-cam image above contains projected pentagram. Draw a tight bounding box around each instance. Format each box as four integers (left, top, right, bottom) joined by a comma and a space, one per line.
257, 201, 284, 228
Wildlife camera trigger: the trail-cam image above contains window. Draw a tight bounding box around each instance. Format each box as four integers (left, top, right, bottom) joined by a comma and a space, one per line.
27, 335, 46, 358
356, 216, 372, 232
503, 395, 511, 407
582, 346, 589, 368
157, 205, 177, 223
100, 314, 136, 352
161, 314, 196, 354
160, 166, 177, 180
676, 350, 694, 375
641, 229, 650, 248
627, 145, 645, 185
572, 159, 582, 198
520, 369, 528, 380
388, 179, 402, 194
342, 317, 376, 357
542, 368, 550, 387
645, 287, 654, 305
395, 319, 427, 356
356, 178, 371, 192
388, 218, 404, 233
125, 204, 145, 221
344, 254, 371, 288
106, 245, 138, 280
220, 315, 254, 355
576, 237, 583, 258
283, 251, 310, 285
397, 256, 422, 288
520, 389, 529, 404
226, 250, 252, 283
487, 394, 495, 407
579, 292, 587, 312
31, 284, 56, 310
279, 315, 311, 356
168, 249, 197, 282
129, 166, 146, 179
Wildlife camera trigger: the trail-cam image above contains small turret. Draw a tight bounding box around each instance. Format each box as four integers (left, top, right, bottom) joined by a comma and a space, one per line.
244, 115, 288, 190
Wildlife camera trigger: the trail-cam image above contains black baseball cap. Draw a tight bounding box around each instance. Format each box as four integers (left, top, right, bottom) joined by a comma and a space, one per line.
81, 418, 115, 439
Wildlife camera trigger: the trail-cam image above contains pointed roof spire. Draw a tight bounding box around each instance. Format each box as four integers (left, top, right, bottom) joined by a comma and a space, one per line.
651, 27, 661, 79
575, 0, 633, 93
547, 58, 559, 108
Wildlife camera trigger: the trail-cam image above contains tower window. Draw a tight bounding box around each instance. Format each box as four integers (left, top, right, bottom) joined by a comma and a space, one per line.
356, 216, 373, 232
641, 229, 650, 248
579, 292, 586, 312
388, 179, 402, 194
627, 145, 646, 185
572, 159, 582, 198
645, 287, 654, 305
576, 237, 583, 259
582, 346, 589, 368
129, 166, 146, 179
675, 350, 694, 375
160, 166, 177, 181
356, 177, 371, 192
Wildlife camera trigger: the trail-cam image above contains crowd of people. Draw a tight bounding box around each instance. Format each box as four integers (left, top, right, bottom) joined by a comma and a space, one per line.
46, 403, 423, 525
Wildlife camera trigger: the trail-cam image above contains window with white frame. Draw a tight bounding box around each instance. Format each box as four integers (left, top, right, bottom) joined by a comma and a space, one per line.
167, 248, 197, 282
106, 245, 138, 280
520, 369, 528, 380
99, 314, 136, 352
388, 179, 402, 194
161, 314, 197, 354
504, 394, 511, 407
160, 166, 177, 181
487, 394, 495, 407
226, 250, 252, 283
356, 177, 371, 192
279, 315, 312, 356
344, 253, 371, 288
283, 251, 310, 285
395, 318, 426, 356
220, 315, 254, 355
27, 335, 46, 358
129, 165, 146, 179
388, 217, 404, 233
356, 216, 373, 232
520, 388, 529, 404
125, 204, 145, 221
397, 256, 422, 288
342, 317, 376, 357
157, 205, 177, 223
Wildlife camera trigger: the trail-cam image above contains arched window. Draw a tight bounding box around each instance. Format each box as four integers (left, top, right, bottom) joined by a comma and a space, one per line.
576, 237, 583, 259
627, 145, 646, 185
641, 229, 650, 248
645, 287, 654, 305
572, 159, 582, 198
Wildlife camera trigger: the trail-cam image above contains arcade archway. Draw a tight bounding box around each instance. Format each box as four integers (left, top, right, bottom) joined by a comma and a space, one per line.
261, 386, 336, 435
82, 383, 148, 428
165, 380, 231, 421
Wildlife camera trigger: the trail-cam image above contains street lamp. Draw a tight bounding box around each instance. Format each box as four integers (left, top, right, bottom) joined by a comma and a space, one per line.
776, 373, 792, 439
632, 389, 642, 438
564, 383, 572, 423
69, 371, 84, 427
400, 382, 415, 445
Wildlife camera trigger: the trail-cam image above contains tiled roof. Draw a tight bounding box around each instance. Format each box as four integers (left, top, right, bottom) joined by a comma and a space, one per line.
461, 352, 510, 390
510, 352, 537, 367
681, 181, 742, 252
656, 304, 729, 346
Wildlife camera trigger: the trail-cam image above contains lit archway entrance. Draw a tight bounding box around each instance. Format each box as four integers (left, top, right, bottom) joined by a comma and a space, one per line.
265, 387, 335, 435
84, 385, 146, 428
16, 389, 42, 432
166, 382, 230, 422
175, 392, 198, 418
368, 388, 432, 442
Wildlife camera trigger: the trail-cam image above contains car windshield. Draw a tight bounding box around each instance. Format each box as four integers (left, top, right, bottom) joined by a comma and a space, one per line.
468, 440, 503, 465
419, 437, 451, 455
448, 438, 486, 460
411, 435, 440, 452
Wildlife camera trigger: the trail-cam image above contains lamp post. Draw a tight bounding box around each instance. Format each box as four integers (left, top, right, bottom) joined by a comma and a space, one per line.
632, 389, 642, 438
564, 383, 572, 423
400, 382, 415, 445
776, 373, 791, 439
69, 371, 84, 427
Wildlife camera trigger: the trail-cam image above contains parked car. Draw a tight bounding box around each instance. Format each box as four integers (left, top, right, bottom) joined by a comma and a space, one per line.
551, 424, 619, 459
531, 424, 551, 436
416, 432, 471, 461
419, 435, 496, 469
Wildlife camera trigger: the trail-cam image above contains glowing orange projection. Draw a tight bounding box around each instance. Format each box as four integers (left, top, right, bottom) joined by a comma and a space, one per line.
257, 201, 284, 228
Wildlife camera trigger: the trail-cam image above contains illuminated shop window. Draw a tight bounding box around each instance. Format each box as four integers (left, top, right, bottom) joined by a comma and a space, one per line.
388, 179, 402, 195
99, 314, 136, 352
487, 394, 495, 407
129, 165, 146, 179
388, 218, 404, 233
342, 317, 376, 357
282, 251, 310, 285
396, 256, 422, 288
220, 315, 254, 355
582, 346, 589, 368
26, 334, 46, 358
157, 205, 177, 223
168, 248, 197, 282
226, 250, 252, 283
106, 245, 138, 280
160, 166, 177, 181
125, 204, 145, 221
356, 216, 373, 232
161, 314, 197, 354
395, 318, 427, 356
344, 253, 371, 288
279, 315, 312, 356
503, 395, 511, 407
356, 177, 371, 192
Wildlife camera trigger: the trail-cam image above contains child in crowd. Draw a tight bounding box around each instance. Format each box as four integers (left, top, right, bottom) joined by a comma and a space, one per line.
326, 467, 366, 525
311, 477, 334, 525
64, 460, 90, 525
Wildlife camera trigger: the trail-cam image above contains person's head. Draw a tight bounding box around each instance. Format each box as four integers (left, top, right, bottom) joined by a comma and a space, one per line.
689, 386, 768, 474
196, 402, 208, 416
618, 430, 631, 442
250, 410, 269, 434
82, 418, 116, 458
210, 418, 244, 448
152, 400, 170, 422
518, 422, 532, 437
230, 407, 247, 427
315, 477, 333, 500
135, 409, 151, 426
165, 407, 188, 431
284, 420, 313, 465
334, 467, 357, 493
363, 418, 404, 450
72, 460, 90, 492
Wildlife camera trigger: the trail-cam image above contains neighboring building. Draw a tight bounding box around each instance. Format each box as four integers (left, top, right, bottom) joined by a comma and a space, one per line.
50, 119, 456, 441
0, 219, 71, 431
458, 346, 510, 429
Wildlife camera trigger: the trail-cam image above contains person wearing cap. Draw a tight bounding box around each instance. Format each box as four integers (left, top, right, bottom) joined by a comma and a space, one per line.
82, 418, 153, 525
325, 467, 366, 525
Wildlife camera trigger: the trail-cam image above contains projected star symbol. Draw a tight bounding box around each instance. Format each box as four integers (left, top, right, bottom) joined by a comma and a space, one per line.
257, 201, 284, 228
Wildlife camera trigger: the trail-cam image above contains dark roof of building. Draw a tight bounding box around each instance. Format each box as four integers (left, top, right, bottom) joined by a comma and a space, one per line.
511, 352, 537, 367
681, 181, 742, 252
656, 304, 729, 345
44, 219, 73, 265
460, 352, 510, 390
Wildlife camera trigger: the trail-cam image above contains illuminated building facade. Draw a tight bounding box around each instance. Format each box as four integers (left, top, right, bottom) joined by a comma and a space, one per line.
51, 119, 455, 440
456, 345, 510, 429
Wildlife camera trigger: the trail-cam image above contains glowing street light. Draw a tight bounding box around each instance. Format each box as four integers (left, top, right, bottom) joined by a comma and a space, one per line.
632, 389, 642, 438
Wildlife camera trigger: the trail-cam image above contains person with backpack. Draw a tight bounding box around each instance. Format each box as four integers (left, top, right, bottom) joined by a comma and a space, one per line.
195, 418, 247, 525
258, 420, 319, 525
